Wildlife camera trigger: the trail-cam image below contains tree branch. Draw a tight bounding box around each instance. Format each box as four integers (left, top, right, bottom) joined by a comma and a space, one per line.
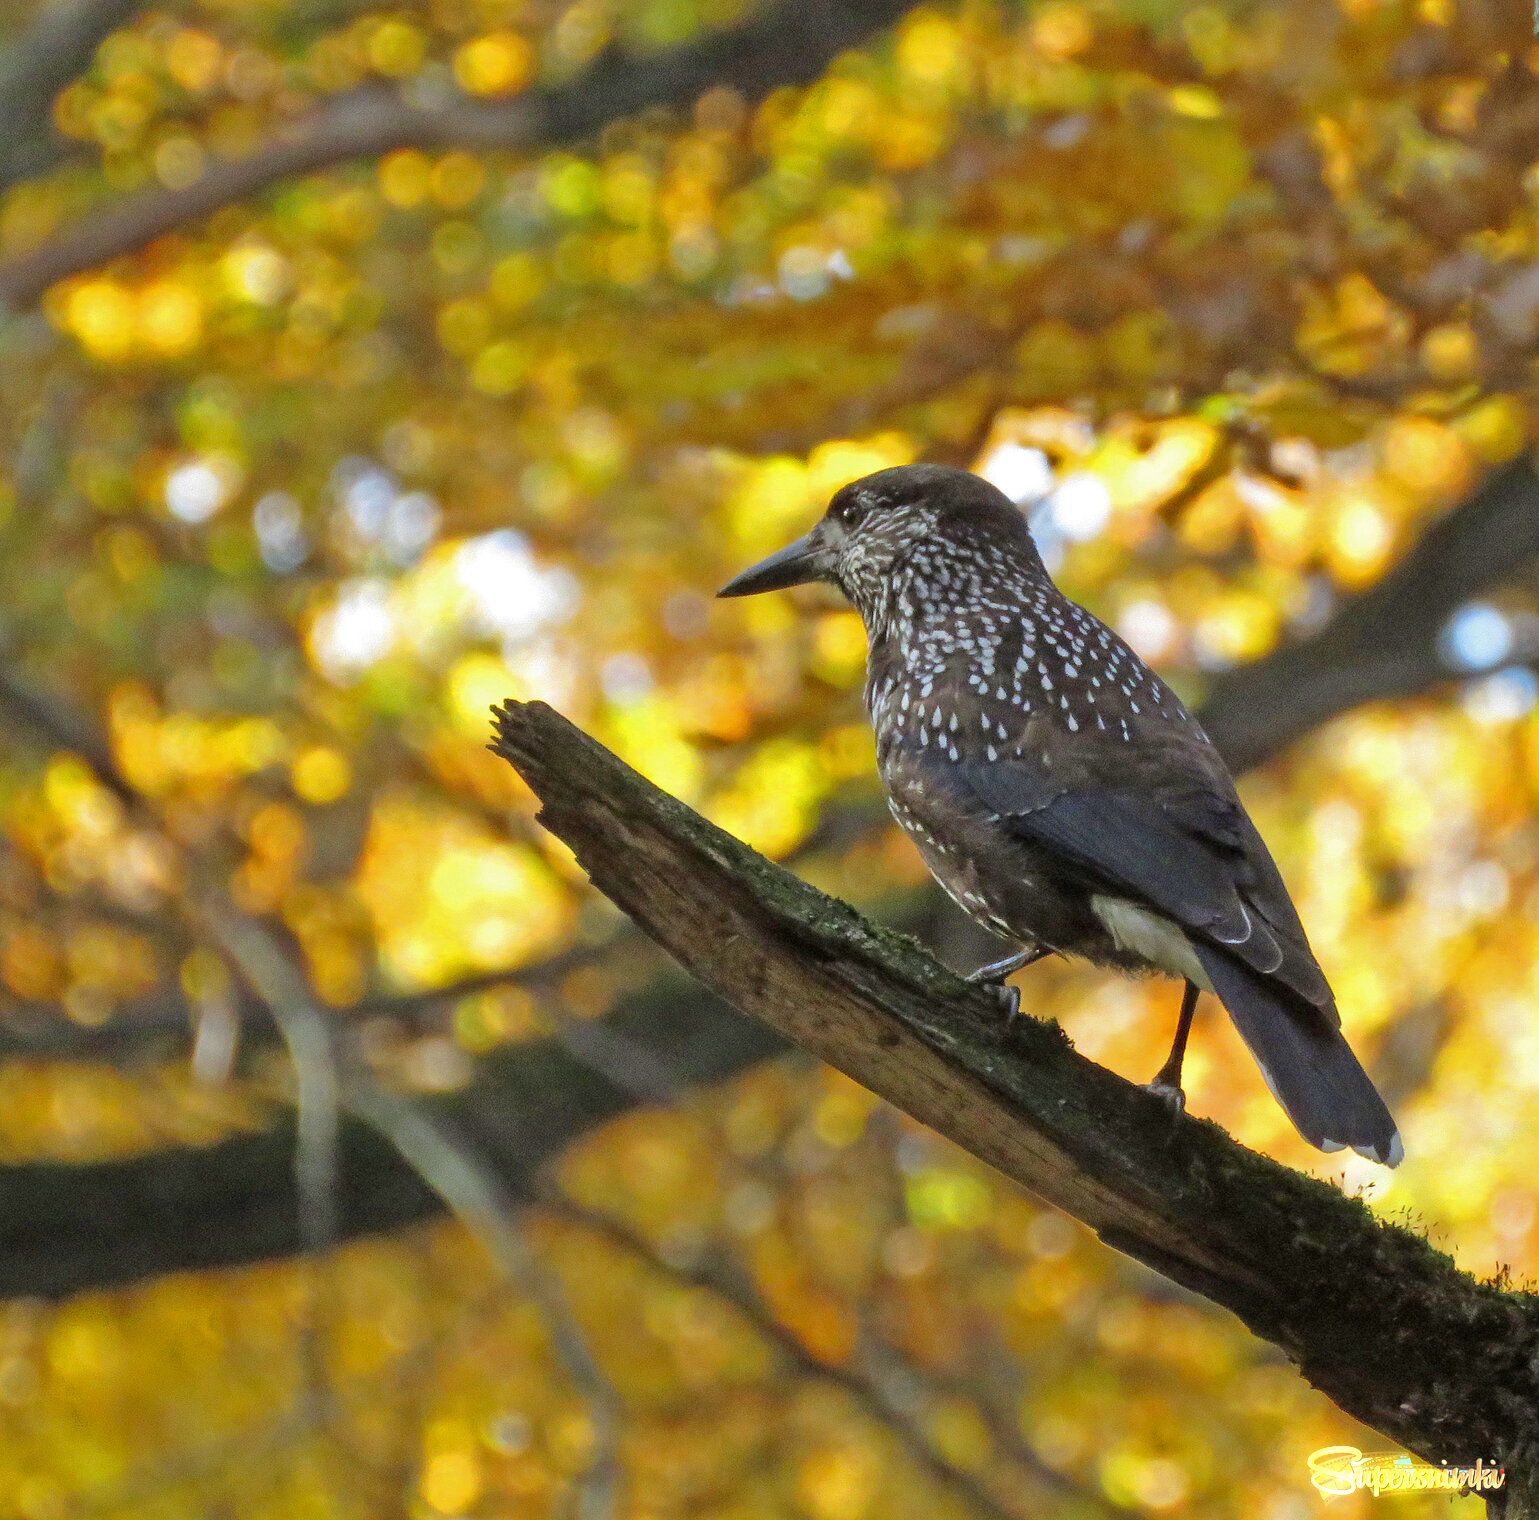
541, 1196, 1102, 1520
1200, 453, 1539, 771
0, 0, 141, 193
0, 665, 137, 804
0, 964, 783, 1297
345, 1081, 622, 1519
201, 899, 342, 1259
199, 899, 345, 1414
487, 699, 1539, 1480
0, 0, 922, 311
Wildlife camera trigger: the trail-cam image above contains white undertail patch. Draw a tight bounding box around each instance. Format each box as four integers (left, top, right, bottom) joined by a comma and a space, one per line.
1090, 895, 1214, 991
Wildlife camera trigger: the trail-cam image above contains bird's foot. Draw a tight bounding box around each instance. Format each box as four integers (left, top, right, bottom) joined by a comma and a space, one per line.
966, 949, 1046, 1030
1141, 1078, 1186, 1119
966, 967, 1022, 1026
995, 981, 1020, 1026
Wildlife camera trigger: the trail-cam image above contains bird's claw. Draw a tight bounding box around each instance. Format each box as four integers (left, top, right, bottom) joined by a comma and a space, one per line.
996, 981, 1020, 1025
968, 968, 1021, 1026
1141, 1079, 1186, 1119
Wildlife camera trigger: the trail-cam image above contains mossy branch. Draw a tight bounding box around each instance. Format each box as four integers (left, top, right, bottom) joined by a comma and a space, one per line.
491, 697, 1539, 1496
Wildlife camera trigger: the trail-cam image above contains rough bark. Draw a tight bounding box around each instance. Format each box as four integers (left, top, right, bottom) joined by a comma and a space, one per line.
489, 698, 1539, 1486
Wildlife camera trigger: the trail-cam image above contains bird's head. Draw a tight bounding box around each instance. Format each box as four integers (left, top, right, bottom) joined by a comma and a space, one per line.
716, 464, 1036, 618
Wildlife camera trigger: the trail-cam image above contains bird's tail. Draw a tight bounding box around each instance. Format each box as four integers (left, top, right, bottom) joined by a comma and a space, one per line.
1193, 944, 1402, 1167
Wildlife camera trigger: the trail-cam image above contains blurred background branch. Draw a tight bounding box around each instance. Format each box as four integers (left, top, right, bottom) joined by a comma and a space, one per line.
344, 1082, 623, 1520
542, 1195, 1097, 1520
1202, 453, 1539, 769
0, 0, 923, 311
0, 0, 142, 193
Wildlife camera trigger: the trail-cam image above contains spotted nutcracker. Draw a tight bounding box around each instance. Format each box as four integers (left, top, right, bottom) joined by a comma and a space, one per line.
718, 463, 1401, 1167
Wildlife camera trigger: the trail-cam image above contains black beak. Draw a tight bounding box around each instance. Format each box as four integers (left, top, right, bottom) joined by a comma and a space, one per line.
716, 532, 826, 598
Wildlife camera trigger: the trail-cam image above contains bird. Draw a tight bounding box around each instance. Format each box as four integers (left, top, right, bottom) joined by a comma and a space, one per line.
717, 462, 1401, 1167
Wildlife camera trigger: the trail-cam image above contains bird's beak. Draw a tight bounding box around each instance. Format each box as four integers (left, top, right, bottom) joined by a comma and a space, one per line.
716, 531, 828, 598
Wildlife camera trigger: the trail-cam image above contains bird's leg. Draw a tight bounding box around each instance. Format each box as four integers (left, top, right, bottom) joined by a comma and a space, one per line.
968, 947, 1045, 982
1143, 979, 1200, 1117
967, 946, 1049, 1024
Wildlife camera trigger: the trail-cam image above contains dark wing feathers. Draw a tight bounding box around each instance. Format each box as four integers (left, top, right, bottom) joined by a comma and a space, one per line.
955, 761, 1330, 1014
1228, 809, 1333, 1012
955, 760, 1063, 819
1007, 789, 1257, 945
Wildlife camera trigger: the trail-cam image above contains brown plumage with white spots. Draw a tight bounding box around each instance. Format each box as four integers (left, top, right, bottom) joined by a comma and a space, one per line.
719, 463, 1401, 1167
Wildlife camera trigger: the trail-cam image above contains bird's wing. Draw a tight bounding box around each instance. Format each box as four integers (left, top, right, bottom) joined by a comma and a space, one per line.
956, 759, 1333, 1016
